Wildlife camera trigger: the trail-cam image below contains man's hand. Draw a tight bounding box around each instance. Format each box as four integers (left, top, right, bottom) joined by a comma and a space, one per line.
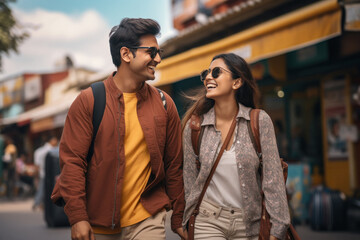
71, 221, 95, 240
175, 227, 188, 240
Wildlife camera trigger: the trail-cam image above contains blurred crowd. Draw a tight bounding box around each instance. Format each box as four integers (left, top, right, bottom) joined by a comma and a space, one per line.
0, 134, 58, 211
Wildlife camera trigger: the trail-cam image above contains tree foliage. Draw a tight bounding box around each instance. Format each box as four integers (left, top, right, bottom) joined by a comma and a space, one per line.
0, 0, 28, 71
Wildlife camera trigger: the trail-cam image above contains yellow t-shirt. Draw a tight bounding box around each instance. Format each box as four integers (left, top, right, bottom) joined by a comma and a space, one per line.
93, 93, 151, 234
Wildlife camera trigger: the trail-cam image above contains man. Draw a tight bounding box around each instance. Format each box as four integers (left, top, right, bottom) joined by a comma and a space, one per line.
33, 136, 58, 210
52, 18, 186, 240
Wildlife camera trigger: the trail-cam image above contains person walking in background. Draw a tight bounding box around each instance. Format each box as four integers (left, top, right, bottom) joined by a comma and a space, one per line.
15, 151, 36, 197
182, 53, 290, 240
33, 136, 58, 210
0, 133, 5, 194
51, 18, 186, 240
2, 137, 17, 199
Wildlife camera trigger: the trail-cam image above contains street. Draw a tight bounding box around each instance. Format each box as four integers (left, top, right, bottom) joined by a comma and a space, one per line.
0, 198, 179, 240
1, 198, 360, 240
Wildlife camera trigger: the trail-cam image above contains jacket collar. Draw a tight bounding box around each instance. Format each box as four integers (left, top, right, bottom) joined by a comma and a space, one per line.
105, 71, 149, 101
201, 103, 252, 126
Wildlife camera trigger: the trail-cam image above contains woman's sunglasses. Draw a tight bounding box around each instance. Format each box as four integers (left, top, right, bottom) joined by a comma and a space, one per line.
128, 46, 163, 59
200, 67, 232, 82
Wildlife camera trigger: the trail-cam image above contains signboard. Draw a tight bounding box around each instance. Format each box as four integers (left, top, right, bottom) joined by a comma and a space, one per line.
323, 77, 348, 160
24, 75, 42, 102
0, 77, 23, 108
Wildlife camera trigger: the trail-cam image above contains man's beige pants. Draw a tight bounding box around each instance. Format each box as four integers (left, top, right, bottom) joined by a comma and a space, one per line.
94, 210, 166, 240
194, 200, 258, 240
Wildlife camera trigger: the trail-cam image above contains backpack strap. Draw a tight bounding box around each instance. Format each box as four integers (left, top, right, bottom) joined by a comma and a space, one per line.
87, 81, 106, 163
190, 115, 204, 170
190, 115, 201, 156
156, 88, 167, 111
248, 109, 262, 160
86, 85, 165, 164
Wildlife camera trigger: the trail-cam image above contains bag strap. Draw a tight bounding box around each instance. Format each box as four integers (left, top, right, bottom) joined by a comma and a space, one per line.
156, 88, 167, 111
190, 115, 205, 170
247, 109, 262, 160
87, 82, 106, 163
192, 114, 237, 216
190, 115, 202, 156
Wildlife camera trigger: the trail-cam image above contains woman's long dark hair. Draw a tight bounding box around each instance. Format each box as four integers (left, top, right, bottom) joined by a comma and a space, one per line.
181, 53, 260, 131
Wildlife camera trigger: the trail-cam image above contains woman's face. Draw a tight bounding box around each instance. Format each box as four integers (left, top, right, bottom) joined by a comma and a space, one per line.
203, 58, 241, 100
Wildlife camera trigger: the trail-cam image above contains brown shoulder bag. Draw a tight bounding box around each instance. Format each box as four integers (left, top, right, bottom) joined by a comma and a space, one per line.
249, 109, 301, 240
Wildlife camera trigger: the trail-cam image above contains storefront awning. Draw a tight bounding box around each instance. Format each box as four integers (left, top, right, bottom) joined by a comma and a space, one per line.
154, 0, 342, 86
0, 90, 79, 132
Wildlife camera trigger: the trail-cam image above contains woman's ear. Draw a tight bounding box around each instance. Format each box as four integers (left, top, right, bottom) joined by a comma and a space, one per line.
120, 47, 131, 63
233, 78, 242, 90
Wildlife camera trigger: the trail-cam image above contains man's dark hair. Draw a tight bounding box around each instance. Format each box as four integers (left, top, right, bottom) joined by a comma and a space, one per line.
109, 18, 161, 67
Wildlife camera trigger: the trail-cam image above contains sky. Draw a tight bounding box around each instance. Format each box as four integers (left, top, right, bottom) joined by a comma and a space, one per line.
0, 0, 176, 80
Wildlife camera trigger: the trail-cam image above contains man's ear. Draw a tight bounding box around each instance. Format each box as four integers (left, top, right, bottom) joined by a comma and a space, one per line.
233, 78, 242, 90
120, 47, 131, 63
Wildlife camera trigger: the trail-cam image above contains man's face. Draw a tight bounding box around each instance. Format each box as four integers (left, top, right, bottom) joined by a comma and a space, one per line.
128, 34, 161, 82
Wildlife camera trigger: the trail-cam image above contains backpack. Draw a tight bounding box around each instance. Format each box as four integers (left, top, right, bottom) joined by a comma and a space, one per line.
88, 82, 167, 162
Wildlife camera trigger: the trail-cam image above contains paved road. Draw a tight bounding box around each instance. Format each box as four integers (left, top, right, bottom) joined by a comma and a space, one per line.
0, 198, 179, 240
1, 198, 360, 240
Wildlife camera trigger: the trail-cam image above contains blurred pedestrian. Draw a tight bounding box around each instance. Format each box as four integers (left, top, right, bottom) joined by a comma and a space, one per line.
15, 151, 36, 197
2, 137, 17, 199
182, 53, 290, 240
0, 133, 5, 194
52, 18, 186, 240
33, 136, 58, 210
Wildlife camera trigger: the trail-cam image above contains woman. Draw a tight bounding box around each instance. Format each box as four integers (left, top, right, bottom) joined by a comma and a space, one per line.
182, 53, 290, 240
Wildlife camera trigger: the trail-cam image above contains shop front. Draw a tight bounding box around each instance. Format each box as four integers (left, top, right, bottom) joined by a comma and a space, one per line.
155, 0, 360, 200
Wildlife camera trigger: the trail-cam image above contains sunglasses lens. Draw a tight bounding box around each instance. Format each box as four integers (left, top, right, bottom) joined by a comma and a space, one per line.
212, 67, 221, 79
200, 70, 209, 81
149, 47, 156, 59
149, 47, 162, 59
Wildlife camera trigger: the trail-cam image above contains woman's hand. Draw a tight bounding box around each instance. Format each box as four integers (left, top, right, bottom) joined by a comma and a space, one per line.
175, 227, 188, 240
270, 235, 279, 240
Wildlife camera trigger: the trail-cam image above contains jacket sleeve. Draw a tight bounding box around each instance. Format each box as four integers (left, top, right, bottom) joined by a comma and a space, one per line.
51, 89, 93, 226
162, 93, 185, 231
258, 110, 290, 239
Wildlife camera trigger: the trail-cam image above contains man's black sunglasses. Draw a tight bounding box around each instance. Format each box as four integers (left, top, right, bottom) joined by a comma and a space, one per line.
200, 66, 232, 82
128, 46, 163, 59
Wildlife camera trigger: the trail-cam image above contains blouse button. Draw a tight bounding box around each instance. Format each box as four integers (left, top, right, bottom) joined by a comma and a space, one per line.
238, 164, 242, 169
242, 183, 245, 187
